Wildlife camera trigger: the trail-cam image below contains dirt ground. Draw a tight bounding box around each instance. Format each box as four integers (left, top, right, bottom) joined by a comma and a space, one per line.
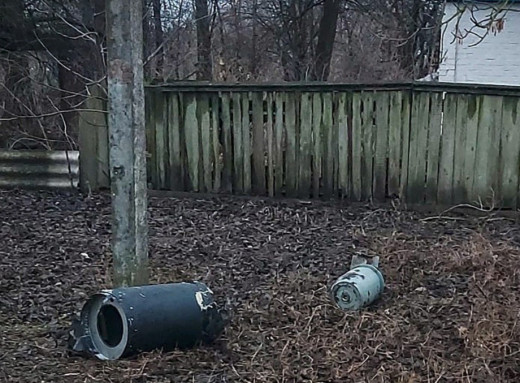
1, 190, 519, 383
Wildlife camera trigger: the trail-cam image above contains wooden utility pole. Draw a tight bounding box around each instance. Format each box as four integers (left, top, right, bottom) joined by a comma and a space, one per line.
106, 0, 149, 286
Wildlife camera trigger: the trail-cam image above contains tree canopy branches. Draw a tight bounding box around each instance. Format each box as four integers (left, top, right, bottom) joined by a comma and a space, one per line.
0, 0, 514, 148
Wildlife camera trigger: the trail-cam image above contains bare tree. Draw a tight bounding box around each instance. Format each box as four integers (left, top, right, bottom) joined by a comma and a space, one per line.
1, 0, 516, 151
195, 0, 212, 80
153, 0, 165, 73
312, 0, 342, 81
0, 0, 106, 149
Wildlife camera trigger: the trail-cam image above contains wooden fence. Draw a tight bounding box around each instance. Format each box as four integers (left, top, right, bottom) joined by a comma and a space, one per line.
80, 82, 520, 208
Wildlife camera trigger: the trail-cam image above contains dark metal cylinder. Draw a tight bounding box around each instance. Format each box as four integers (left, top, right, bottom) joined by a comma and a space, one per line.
70, 282, 226, 360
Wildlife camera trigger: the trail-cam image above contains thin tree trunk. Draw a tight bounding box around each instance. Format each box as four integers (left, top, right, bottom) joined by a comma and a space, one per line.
152, 0, 164, 75
250, 0, 258, 79
233, 0, 242, 68
143, 0, 153, 79
312, 0, 341, 81
195, 0, 212, 80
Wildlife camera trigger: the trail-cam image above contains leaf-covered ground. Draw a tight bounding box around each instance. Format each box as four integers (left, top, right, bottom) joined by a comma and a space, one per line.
1, 190, 519, 382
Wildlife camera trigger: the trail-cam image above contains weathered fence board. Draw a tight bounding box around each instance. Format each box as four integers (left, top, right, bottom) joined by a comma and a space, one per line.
285, 92, 298, 197
211, 94, 221, 192
82, 83, 520, 209
312, 93, 322, 198
351, 92, 362, 201
361, 92, 374, 200
473, 96, 503, 205
437, 93, 458, 204
322, 92, 334, 197
399, 91, 412, 199
461, 96, 480, 204
274, 93, 284, 194
242, 93, 252, 194
252, 92, 265, 194
221, 93, 232, 193
145, 90, 156, 188
500, 97, 520, 209
426, 92, 443, 202
79, 84, 108, 192
408, 91, 430, 203
167, 93, 183, 190
487, 97, 503, 205
199, 95, 212, 192
452, 94, 470, 203
232, 93, 243, 193
299, 92, 313, 198
374, 92, 390, 201
337, 92, 349, 198
387, 91, 402, 198
267, 94, 274, 197
332, 93, 340, 195
184, 94, 199, 191
155, 91, 167, 189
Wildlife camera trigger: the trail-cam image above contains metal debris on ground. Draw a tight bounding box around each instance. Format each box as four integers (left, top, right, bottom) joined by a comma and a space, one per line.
2, 190, 520, 382
69, 282, 228, 360
330, 254, 385, 310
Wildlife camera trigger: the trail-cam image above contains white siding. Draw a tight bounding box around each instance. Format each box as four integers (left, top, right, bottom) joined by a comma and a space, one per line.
438, 3, 520, 85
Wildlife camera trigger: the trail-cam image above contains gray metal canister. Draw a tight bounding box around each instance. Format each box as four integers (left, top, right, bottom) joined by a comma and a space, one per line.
330, 263, 385, 311
69, 282, 228, 360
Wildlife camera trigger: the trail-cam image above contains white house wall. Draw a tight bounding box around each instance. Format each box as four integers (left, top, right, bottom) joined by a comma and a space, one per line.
438, 3, 520, 85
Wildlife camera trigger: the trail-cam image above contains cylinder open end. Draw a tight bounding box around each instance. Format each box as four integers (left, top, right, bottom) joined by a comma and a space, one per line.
86, 294, 129, 360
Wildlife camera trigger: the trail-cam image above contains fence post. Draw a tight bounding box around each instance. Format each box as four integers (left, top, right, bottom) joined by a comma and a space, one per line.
78, 84, 109, 192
